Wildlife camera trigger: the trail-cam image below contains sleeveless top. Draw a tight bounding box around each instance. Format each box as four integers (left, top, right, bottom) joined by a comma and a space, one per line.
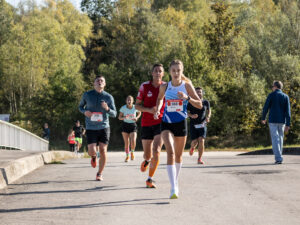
162, 81, 188, 123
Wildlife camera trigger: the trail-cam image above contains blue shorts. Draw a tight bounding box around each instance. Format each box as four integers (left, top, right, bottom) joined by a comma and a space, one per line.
190, 125, 207, 140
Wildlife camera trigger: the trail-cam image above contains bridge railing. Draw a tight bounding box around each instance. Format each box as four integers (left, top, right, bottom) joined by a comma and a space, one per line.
0, 120, 49, 151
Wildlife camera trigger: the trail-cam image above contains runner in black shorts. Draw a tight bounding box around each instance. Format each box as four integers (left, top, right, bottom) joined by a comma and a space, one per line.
187, 87, 211, 164
79, 75, 117, 181
118, 95, 141, 162
154, 60, 202, 199
135, 64, 165, 188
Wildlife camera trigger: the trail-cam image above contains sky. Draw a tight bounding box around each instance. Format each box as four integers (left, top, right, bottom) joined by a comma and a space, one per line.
6, 0, 81, 11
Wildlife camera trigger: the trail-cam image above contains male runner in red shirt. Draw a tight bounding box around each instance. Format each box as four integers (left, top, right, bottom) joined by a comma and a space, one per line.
135, 64, 165, 188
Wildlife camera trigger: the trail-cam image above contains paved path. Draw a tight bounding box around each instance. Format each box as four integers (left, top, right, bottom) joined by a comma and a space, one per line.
0, 152, 300, 225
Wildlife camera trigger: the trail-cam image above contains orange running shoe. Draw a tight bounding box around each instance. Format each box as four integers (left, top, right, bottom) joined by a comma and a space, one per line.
189, 148, 195, 156
131, 152, 135, 160
91, 156, 97, 168
146, 178, 156, 188
125, 155, 129, 162
140, 160, 149, 172
96, 173, 103, 181
197, 158, 204, 164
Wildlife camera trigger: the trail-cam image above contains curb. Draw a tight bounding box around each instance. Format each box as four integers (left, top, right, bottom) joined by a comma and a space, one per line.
0, 151, 80, 190
239, 147, 300, 155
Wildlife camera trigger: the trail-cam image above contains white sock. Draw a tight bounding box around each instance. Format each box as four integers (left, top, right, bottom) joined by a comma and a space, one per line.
175, 162, 182, 188
167, 165, 176, 191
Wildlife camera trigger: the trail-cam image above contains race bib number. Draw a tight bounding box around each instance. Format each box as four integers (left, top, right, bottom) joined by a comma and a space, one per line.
125, 114, 135, 120
194, 123, 206, 129
167, 100, 183, 112
91, 112, 103, 122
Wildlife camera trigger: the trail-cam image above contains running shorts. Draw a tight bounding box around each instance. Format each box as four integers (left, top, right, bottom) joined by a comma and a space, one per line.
141, 123, 161, 140
75, 137, 83, 144
122, 122, 137, 134
161, 120, 187, 137
190, 125, 207, 140
86, 128, 110, 145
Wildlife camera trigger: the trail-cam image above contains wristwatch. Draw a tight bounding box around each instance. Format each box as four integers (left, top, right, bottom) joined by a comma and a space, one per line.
187, 96, 191, 101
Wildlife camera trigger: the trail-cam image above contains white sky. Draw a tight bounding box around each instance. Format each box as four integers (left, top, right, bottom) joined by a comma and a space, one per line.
6, 0, 81, 11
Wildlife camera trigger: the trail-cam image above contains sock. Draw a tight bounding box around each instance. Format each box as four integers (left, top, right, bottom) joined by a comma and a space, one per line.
131, 149, 135, 152
167, 165, 176, 191
175, 162, 182, 188
149, 159, 159, 178
125, 148, 130, 154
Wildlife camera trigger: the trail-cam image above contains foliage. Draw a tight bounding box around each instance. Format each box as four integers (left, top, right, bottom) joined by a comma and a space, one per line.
0, 0, 299, 148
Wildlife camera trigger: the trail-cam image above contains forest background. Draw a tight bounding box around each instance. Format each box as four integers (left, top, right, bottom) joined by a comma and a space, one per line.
0, 0, 299, 150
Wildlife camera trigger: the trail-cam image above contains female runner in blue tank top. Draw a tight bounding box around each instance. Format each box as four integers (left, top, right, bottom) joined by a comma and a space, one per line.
154, 60, 203, 199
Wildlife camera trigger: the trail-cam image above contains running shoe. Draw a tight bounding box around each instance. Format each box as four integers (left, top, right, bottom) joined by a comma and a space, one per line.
96, 173, 103, 181
197, 158, 204, 164
140, 160, 150, 172
146, 178, 156, 188
125, 155, 129, 162
189, 147, 195, 156
91, 156, 97, 168
170, 189, 178, 199
131, 152, 135, 160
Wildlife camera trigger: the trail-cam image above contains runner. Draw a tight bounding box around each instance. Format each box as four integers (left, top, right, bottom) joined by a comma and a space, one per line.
188, 87, 211, 164
154, 60, 202, 199
79, 75, 117, 181
135, 64, 165, 188
118, 95, 141, 162
67, 129, 76, 152
73, 120, 86, 152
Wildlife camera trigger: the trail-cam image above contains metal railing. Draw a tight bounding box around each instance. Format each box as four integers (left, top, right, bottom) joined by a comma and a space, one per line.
0, 120, 49, 151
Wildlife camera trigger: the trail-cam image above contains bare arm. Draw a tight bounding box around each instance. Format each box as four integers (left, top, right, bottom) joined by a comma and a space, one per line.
136, 111, 141, 120
188, 110, 198, 119
118, 112, 125, 121
184, 82, 202, 109
154, 83, 167, 119
206, 108, 211, 122
135, 99, 156, 114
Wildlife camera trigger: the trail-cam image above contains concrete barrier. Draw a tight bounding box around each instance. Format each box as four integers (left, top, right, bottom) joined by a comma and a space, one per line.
0, 169, 7, 189
0, 151, 81, 189
3, 154, 44, 184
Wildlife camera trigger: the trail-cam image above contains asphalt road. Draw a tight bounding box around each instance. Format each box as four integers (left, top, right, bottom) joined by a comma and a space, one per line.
0, 152, 299, 225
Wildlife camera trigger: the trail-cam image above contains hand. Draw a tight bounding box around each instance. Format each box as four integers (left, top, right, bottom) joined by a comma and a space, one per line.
132, 117, 138, 122
285, 126, 290, 133
148, 106, 157, 114
206, 117, 210, 123
177, 91, 188, 100
261, 120, 266, 125
153, 110, 160, 120
84, 111, 93, 118
190, 114, 198, 119
101, 101, 109, 111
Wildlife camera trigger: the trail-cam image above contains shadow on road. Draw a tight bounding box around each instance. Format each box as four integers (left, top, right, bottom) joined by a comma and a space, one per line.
0, 198, 170, 213
0, 185, 147, 196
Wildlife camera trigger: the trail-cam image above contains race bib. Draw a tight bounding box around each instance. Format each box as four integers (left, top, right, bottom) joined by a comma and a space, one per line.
194, 123, 206, 129
91, 112, 103, 122
125, 114, 135, 120
167, 100, 183, 112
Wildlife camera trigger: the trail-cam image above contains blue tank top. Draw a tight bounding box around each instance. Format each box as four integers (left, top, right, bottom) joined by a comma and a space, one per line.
162, 81, 188, 123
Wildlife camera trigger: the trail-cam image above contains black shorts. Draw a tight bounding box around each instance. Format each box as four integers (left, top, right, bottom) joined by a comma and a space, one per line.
122, 122, 137, 133
161, 120, 187, 137
190, 125, 207, 140
86, 128, 110, 145
141, 123, 161, 140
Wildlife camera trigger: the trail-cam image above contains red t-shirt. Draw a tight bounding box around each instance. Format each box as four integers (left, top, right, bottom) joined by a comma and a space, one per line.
137, 81, 165, 127
68, 134, 76, 144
